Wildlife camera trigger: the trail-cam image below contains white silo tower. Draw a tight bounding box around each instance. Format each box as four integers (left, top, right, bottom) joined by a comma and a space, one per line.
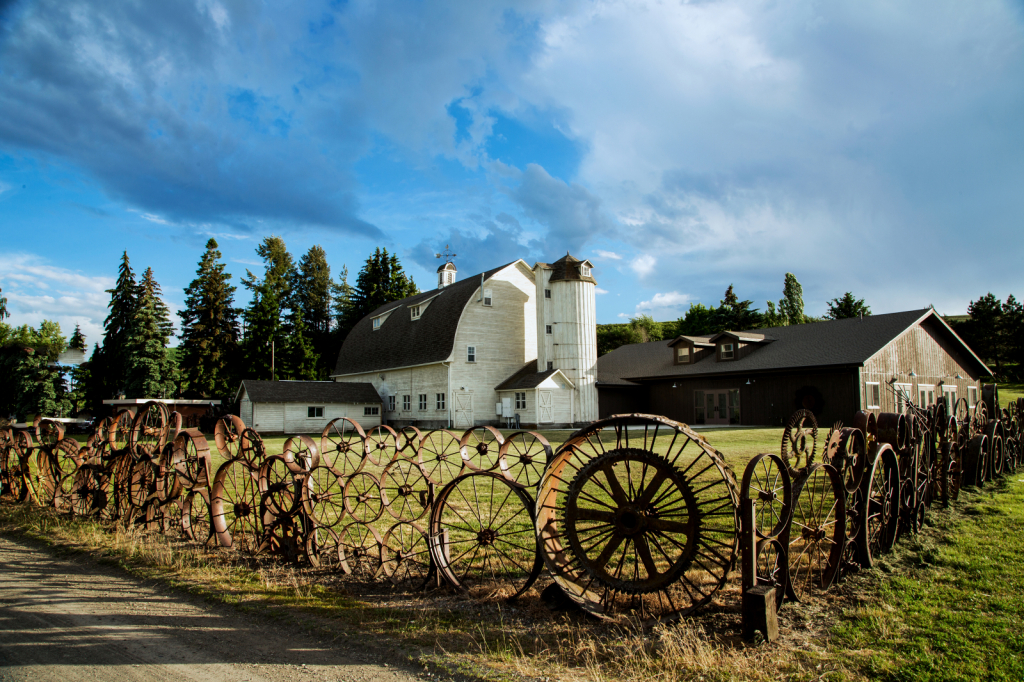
534, 253, 599, 423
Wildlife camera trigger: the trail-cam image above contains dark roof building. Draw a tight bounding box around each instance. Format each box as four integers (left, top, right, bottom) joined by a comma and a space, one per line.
235, 380, 381, 434
598, 309, 989, 427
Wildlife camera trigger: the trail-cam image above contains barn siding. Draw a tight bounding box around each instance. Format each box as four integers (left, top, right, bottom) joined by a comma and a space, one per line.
337, 364, 450, 430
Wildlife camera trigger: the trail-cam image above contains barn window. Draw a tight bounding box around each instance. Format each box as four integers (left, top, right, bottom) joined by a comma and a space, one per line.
968, 386, 978, 408
515, 392, 526, 409
546, 325, 552, 335
364, 406, 380, 416
942, 385, 957, 411
894, 383, 912, 413
483, 288, 492, 306
720, 343, 734, 360
676, 347, 690, 364
547, 361, 553, 371
402, 395, 410, 411
307, 406, 324, 418
410, 305, 421, 320
436, 393, 445, 410
467, 346, 476, 362
544, 289, 551, 299
372, 316, 382, 330
866, 382, 880, 409
419, 394, 427, 410
388, 395, 396, 412
918, 385, 935, 408
580, 263, 591, 277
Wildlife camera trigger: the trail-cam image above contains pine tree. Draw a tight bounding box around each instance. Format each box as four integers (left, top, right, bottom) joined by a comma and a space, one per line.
242, 281, 282, 381
778, 273, 805, 325
826, 293, 871, 320
125, 268, 175, 398
69, 324, 87, 350
97, 252, 139, 398
295, 245, 333, 377
279, 308, 319, 379
0, 321, 70, 420
713, 285, 762, 332
350, 248, 419, 323
178, 239, 240, 399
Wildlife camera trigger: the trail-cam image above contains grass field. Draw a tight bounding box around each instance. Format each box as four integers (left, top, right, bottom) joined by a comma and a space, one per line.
4, 424, 1023, 681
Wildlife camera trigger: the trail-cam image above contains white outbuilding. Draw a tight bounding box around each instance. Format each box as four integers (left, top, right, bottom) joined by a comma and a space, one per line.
235, 380, 381, 434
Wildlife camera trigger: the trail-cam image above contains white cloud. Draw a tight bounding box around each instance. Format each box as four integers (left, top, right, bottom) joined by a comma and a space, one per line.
595, 287, 609, 294
630, 254, 655, 278
634, 291, 693, 320
0, 253, 113, 345
594, 250, 621, 260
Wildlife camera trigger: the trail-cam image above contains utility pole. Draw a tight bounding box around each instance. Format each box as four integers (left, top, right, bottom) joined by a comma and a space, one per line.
268, 339, 275, 381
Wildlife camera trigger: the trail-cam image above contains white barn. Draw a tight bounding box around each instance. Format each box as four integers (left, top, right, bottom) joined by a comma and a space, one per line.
235, 380, 382, 434
331, 254, 599, 429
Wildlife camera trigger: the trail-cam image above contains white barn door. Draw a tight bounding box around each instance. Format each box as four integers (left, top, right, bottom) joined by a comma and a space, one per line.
454, 393, 474, 429
538, 391, 553, 423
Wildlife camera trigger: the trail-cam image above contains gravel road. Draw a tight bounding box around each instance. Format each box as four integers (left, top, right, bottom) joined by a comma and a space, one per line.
0, 535, 428, 682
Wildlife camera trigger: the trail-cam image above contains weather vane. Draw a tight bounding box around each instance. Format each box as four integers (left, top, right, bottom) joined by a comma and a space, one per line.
435, 244, 457, 264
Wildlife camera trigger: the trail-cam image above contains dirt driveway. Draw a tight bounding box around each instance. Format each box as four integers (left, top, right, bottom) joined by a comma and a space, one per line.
0, 535, 428, 682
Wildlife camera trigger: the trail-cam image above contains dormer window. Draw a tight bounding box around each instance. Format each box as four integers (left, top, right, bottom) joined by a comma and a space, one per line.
580, 264, 591, 277
372, 317, 381, 330
410, 305, 421, 320
720, 343, 734, 360
676, 347, 690, 364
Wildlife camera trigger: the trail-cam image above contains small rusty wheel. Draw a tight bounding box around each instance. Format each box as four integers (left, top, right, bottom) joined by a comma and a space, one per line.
211, 458, 261, 551
837, 428, 868, 493
156, 442, 183, 504
990, 434, 1005, 478
741, 453, 792, 539
430, 472, 541, 600
70, 466, 109, 517
302, 465, 346, 528
461, 426, 505, 473
380, 458, 433, 522
238, 428, 266, 468
381, 521, 433, 589
258, 454, 302, 518
110, 410, 136, 454
171, 429, 213, 491
417, 430, 466, 487
214, 416, 246, 460
127, 457, 156, 512
781, 409, 817, 472
755, 538, 788, 611
183, 489, 213, 545
343, 472, 383, 524
497, 431, 552, 489
397, 426, 423, 457
35, 418, 65, 448
364, 425, 400, 467
130, 402, 169, 459
786, 463, 845, 601
337, 521, 383, 577
259, 515, 307, 564
858, 444, 900, 568
35, 448, 59, 507
111, 452, 135, 521
282, 435, 319, 475
321, 418, 366, 476
305, 525, 343, 569
877, 412, 909, 452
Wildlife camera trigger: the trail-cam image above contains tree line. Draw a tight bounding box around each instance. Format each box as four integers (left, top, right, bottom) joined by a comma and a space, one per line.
947, 293, 1024, 382
597, 273, 871, 356
0, 239, 418, 421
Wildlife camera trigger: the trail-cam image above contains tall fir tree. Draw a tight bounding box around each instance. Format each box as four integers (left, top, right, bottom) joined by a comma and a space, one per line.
178, 239, 240, 399
68, 324, 87, 350
295, 245, 333, 378
93, 251, 139, 400
242, 280, 282, 380
712, 285, 762, 332
125, 268, 176, 397
0, 321, 70, 420
349, 248, 419, 324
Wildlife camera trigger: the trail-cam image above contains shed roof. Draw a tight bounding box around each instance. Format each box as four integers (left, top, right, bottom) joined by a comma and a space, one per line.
332, 262, 521, 376
494, 360, 575, 390
237, 380, 381, 404
598, 309, 990, 384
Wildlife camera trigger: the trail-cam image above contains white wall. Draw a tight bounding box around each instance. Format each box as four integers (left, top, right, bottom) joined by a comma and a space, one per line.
337, 363, 451, 428
243, 401, 381, 433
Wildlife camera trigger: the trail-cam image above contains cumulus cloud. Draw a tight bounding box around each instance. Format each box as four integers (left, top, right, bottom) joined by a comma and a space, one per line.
629, 254, 655, 278
593, 250, 621, 261
595, 287, 609, 294
634, 291, 692, 320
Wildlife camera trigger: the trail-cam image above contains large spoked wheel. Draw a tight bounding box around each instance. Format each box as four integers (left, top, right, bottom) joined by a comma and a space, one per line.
338, 522, 383, 577
343, 472, 383, 524
214, 416, 246, 460
461, 426, 505, 473
305, 526, 343, 569
381, 521, 434, 589
498, 431, 552, 489
211, 459, 261, 551
785, 463, 846, 601
380, 458, 433, 522
321, 418, 366, 476
537, 414, 739, 623
364, 425, 400, 467
130, 402, 170, 459
858, 444, 900, 568
430, 472, 541, 600
172, 429, 213, 491
740, 453, 792, 539
183, 489, 213, 545
417, 430, 466, 487
302, 465, 346, 528
282, 435, 319, 475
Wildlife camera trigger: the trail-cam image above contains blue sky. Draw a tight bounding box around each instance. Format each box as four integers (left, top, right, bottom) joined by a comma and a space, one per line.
1, 0, 1022, 346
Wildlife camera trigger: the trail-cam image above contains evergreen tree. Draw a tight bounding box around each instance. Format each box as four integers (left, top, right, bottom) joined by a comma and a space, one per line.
99, 252, 139, 397
125, 268, 175, 398
1001, 295, 1024, 376
712, 285, 762, 332
826, 292, 871, 320
178, 239, 240, 399
0, 321, 70, 420
674, 303, 717, 336
242, 280, 282, 381
349, 248, 419, 323
82, 343, 106, 415
295, 245, 333, 377
279, 307, 319, 379
762, 301, 787, 327
778, 273, 805, 325
331, 264, 356, 349
67, 324, 88, 415
963, 293, 1003, 374
68, 323, 87, 350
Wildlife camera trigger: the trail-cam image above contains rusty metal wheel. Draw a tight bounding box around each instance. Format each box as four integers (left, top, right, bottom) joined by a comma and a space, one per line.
740, 453, 792, 539
842, 484, 865, 575
305, 525, 343, 569
321, 418, 366, 476
461, 426, 505, 473
211, 458, 261, 551
127, 457, 156, 513
259, 515, 308, 564
111, 452, 135, 520
381, 521, 433, 588
417, 430, 466, 487
430, 472, 541, 600
35, 418, 64, 448
337, 521, 383, 577
380, 458, 433, 522
781, 409, 817, 472
282, 435, 319, 475
965, 434, 988, 486
35, 448, 59, 507
214, 416, 246, 460
238, 428, 266, 469
183, 489, 213, 545
258, 454, 302, 518
364, 425, 399, 467
110, 410, 135, 454
785, 463, 845, 600
70, 466, 110, 517
130, 402, 169, 460
756, 538, 788, 611
52, 439, 83, 511
837, 428, 867, 493
877, 412, 909, 452
858, 444, 899, 568
171, 429, 213, 491
156, 443, 183, 504
302, 465, 346, 528
397, 426, 423, 458
498, 431, 552, 489
343, 472, 383, 524
537, 414, 738, 623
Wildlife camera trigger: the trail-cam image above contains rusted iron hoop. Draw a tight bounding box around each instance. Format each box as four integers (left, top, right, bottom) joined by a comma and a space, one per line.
130, 401, 170, 460
337, 521, 383, 577
342, 472, 384, 524
182, 489, 214, 546
460, 425, 505, 473
305, 525, 343, 569
214, 416, 246, 460
381, 521, 434, 589
320, 418, 366, 476
379, 458, 433, 522
397, 426, 424, 457
756, 537, 788, 611
211, 458, 261, 551
364, 425, 400, 468
740, 453, 792, 539
497, 431, 552, 489
417, 429, 466, 487
781, 409, 818, 472
785, 463, 846, 601
301, 465, 346, 528
258, 454, 303, 519
238, 428, 266, 469
172, 429, 213, 491
282, 435, 320, 474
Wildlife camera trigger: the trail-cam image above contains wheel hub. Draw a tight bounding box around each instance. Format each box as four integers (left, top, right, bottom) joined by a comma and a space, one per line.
233, 501, 251, 517
477, 528, 497, 546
